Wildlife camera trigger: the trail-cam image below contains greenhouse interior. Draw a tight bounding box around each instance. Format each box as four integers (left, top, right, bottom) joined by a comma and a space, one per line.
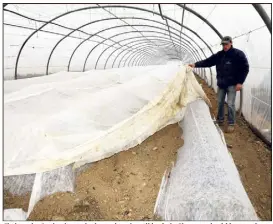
3, 3, 272, 221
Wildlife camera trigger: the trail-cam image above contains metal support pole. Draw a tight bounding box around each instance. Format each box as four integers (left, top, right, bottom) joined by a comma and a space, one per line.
252, 4, 271, 34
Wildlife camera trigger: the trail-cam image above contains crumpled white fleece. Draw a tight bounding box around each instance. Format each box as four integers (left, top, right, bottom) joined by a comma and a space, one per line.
4, 64, 211, 175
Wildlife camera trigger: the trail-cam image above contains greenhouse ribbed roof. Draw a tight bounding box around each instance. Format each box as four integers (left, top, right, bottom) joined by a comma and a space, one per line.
4, 4, 271, 78
3, 3, 272, 221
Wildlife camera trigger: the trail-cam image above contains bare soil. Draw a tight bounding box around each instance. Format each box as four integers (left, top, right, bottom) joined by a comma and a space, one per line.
4, 76, 271, 221
28, 124, 183, 221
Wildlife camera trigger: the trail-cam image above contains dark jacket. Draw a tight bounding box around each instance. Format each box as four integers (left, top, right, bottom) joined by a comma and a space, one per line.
195, 46, 249, 88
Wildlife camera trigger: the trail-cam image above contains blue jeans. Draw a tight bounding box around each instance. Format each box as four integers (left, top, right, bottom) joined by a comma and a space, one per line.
217, 86, 236, 125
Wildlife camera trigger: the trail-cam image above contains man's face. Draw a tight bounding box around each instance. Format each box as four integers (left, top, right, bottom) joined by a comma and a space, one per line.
222, 42, 232, 51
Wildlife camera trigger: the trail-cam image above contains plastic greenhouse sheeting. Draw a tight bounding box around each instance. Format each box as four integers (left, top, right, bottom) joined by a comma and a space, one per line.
4, 4, 271, 145
4, 64, 211, 176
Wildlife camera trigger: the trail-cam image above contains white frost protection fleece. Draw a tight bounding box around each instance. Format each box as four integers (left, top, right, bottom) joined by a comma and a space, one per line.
4, 209, 27, 221
154, 100, 258, 220
4, 64, 210, 176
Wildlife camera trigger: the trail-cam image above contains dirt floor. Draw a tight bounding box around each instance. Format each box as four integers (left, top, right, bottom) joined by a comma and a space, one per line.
4, 76, 272, 221
29, 124, 183, 221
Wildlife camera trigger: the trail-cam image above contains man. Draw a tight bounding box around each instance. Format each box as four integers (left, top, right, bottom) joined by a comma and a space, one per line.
189, 36, 249, 133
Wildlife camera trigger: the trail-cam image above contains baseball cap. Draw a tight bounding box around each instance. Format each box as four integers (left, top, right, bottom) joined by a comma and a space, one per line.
221, 36, 232, 45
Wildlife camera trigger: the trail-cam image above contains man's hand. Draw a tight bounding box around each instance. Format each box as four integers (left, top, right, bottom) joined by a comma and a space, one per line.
236, 84, 243, 91
188, 64, 195, 68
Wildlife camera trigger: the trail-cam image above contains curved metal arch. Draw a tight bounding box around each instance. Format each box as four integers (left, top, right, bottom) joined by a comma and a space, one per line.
118, 44, 159, 68
66, 17, 211, 79
109, 32, 204, 72
111, 36, 188, 67
84, 32, 169, 71
137, 52, 172, 67
252, 4, 271, 33
98, 5, 222, 47
176, 4, 223, 39
139, 52, 181, 67
119, 44, 165, 68
116, 40, 180, 69
4, 8, 94, 38
109, 31, 204, 73
136, 48, 176, 67
129, 45, 193, 68
125, 42, 192, 68
138, 54, 159, 67
118, 45, 162, 68
90, 24, 205, 71
129, 41, 196, 68
129, 47, 174, 68
135, 54, 150, 66
114, 40, 186, 70
127, 46, 162, 68
70, 16, 211, 73
13, 4, 218, 79
47, 20, 153, 75
93, 28, 199, 71
137, 51, 169, 67
86, 32, 187, 71
133, 50, 165, 66
104, 39, 182, 68
141, 56, 164, 67
96, 34, 196, 70
118, 45, 168, 69
86, 28, 197, 71
129, 42, 197, 68
124, 39, 198, 69
89, 5, 216, 55
123, 42, 195, 69
104, 32, 202, 70
118, 44, 176, 68
138, 55, 153, 67
67, 17, 186, 72
102, 35, 187, 69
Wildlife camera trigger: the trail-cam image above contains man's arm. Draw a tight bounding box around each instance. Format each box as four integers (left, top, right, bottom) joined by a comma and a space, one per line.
191, 52, 219, 68
236, 50, 249, 85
